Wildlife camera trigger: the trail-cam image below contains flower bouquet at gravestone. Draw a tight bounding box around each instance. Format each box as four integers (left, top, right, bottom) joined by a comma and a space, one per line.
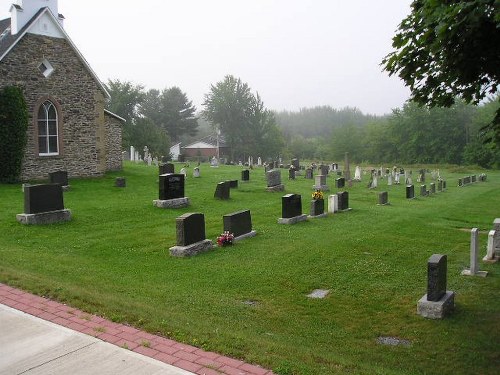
217, 231, 234, 247
312, 189, 324, 200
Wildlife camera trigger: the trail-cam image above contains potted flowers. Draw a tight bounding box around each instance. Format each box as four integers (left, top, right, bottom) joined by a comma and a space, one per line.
310, 189, 325, 216
217, 231, 234, 247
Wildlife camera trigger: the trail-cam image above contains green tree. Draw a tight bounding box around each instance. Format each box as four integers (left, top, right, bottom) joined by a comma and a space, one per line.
141, 87, 198, 143
202, 75, 271, 160
382, 0, 500, 138
0, 86, 28, 183
129, 118, 171, 159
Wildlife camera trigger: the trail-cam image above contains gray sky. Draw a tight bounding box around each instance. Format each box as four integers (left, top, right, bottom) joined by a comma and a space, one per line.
0, 0, 412, 115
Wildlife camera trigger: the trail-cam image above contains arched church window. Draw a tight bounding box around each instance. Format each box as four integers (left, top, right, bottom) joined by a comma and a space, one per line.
37, 100, 59, 155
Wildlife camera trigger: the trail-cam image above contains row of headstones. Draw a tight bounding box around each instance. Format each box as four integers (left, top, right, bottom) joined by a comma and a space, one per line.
458, 174, 486, 186
405, 180, 448, 199
169, 210, 256, 257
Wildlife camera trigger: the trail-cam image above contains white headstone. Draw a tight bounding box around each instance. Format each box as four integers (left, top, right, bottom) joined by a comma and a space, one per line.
354, 166, 361, 181
483, 230, 498, 262
180, 168, 187, 176
193, 167, 200, 178
328, 194, 338, 213
130, 146, 135, 161
257, 157, 262, 166
462, 228, 488, 276
387, 174, 393, 186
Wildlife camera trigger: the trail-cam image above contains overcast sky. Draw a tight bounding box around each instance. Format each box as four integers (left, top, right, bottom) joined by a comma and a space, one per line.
0, 0, 413, 115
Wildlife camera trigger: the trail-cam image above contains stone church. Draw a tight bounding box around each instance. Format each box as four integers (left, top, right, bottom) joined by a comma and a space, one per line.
0, 0, 123, 181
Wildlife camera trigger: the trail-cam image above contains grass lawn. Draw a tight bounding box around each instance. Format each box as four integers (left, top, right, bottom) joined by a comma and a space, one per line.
1, 162, 499, 374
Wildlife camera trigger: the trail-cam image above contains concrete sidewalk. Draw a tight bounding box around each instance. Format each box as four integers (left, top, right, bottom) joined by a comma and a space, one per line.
0, 304, 194, 375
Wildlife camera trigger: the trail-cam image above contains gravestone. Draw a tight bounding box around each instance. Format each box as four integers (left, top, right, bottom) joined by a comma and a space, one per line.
387, 174, 393, 186
464, 176, 471, 185
420, 185, 428, 197
417, 254, 455, 319
115, 177, 126, 187
378, 191, 389, 206
266, 169, 284, 192
320, 164, 329, 176
337, 191, 350, 211
49, 171, 69, 190
406, 185, 415, 199
442, 180, 447, 190
429, 182, 436, 194
461, 228, 488, 277
229, 180, 238, 188
458, 178, 463, 187
16, 184, 72, 225
313, 175, 329, 191
278, 194, 307, 224
214, 181, 231, 200
193, 167, 200, 178
288, 167, 296, 180
471, 175, 477, 183
180, 168, 187, 176
483, 230, 499, 263
159, 163, 175, 175
328, 194, 338, 213
291, 158, 300, 170
154, 174, 190, 208
438, 180, 443, 192
223, 210, 256, 240
305, 168, 313, 179
241, 170, 250, 181
169, 213, 214, 257
336, 177, 345, 189
354, 166, 362, 181
309, 199, 326, 218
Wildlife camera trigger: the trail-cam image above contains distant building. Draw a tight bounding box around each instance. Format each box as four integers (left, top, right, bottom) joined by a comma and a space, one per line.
0, 0, 124, 180
182, 134, 229, 159
169, 142, 181, 161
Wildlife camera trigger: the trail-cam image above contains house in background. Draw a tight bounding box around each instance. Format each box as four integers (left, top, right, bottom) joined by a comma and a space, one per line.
169, 142, 181, 161
181, 134, 229, 160
0, 0, 124, 181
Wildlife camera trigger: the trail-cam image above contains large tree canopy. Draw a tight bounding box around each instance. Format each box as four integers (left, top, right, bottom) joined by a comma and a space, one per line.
382, 0, 500, 136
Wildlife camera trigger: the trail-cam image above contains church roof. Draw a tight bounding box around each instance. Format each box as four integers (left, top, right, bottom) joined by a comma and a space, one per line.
0, 7, 109, 98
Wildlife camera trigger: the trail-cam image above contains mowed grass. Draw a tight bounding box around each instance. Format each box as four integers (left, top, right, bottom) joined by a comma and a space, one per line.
1, 162, 499, 374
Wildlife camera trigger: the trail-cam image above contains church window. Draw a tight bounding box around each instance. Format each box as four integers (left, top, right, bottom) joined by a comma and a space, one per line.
38, 59, 54, 77
37, 101, 59, 156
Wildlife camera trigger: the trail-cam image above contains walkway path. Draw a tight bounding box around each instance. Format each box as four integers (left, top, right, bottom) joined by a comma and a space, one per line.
0, 283, 274, 375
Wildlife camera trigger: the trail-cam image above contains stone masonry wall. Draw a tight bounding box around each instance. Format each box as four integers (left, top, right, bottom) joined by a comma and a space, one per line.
0, 33, 121, 181
105, 113, 123, 171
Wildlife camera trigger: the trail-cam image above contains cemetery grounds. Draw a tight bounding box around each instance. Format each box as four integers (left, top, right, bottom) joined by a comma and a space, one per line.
0, 162, 499, 375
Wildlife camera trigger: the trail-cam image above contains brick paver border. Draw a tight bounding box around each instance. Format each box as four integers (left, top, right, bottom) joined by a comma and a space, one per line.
0, 283, 274, 375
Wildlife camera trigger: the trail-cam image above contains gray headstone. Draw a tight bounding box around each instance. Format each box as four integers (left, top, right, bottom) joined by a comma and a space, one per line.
427, 254, 447, 302
176, 213, 206, 246
266, 170, 282, 187
305, 168, 313, 179
378, 191, 388, 205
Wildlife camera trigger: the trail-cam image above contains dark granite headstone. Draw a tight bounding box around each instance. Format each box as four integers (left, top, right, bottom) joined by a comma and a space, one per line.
241, 170, 250, 181
464, 176, 471, 185
427, 254, 447, 302
471, 175, 476, 183
443, 180, 447, 190
406, 185, 415, 199
430, 182, 436, 194
228, 180, 238, 188
159, 174, 185, 200
214, 181, 230, 199
291, 158, 300, 170
282, 194, 302, 218
176, 213, 205, 246
288, 168, 296, 180
438, 180, 443, 192
336, 177, 345, 189
378, 191, 388, 205
24, 184, 64, 214
223, 210, 252, 237
337, 191, 349, 211
310, 199, 324, 216
320, 165, 329, 176
305, 168, 313, 179
115, 177, 126, 187
159, 163, 175, 175
49, 171, 68, 187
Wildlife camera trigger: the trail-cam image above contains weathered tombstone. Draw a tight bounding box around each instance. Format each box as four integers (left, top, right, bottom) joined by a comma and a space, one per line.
278, 194, 307, 224
337, 191, 351, 211
378, 191, 389, 206
16, 184, 71, 225
223, 210, 256, 240
336, 177, 345, 189
320, 164, 329, 176
430, 182, 436, 194
406, 185, 415, 199
437, 180, 443, 192
210, 157, 219, 167
214, 181, 231, 200
464, 176, 471, 185
49, 171, 69, 190
458, 178, 463, 187
309, 198, 326, 218
228, 180, 238, 188
483, 230, 499, 263
420, 185, 428, 197
471, 175, 477, 183
328, 194, 338, 214
387, 174, 393, 186
266, 169, 284, 192
313, 175, 329, 191
354, 166, 362, 181
193, 167, 200, 178
417, 254, 455, 319
305, 168, 313, 179
169, 213, 214, 257
154, 174, 190, 208
115, 177, 126, 188
291, 158, 300, 170
461, 228, 488, 277
241, 170, 250, 181
442, 180, 447, 190
288, 167, 296, 180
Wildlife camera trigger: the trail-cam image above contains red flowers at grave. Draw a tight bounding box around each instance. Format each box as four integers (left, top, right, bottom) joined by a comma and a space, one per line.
312, 189, 324, 200
217, 231, 234, 247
